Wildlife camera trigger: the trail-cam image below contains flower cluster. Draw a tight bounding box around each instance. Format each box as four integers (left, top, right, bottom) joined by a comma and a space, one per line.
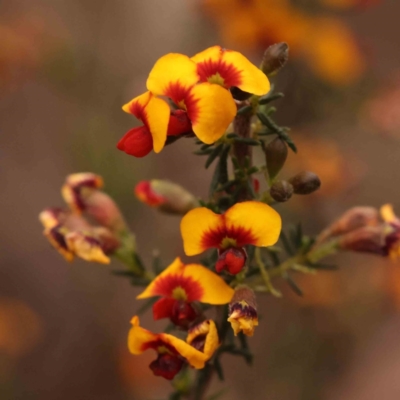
118, 46, 270, 157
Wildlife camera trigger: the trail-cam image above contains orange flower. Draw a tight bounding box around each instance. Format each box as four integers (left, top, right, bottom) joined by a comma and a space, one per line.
137, 257, 234, 328
128, 316, 218, 380
180, 201, 281, 274
120, 46, 270, 156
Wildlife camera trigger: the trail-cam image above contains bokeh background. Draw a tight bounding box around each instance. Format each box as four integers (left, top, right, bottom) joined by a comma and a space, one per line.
1, 0, 400, 399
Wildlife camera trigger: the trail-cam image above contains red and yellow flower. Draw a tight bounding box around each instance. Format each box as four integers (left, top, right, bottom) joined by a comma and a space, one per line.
119, 46, 270, 157
180, 201, 281, 275
137, 257, 234, 328
128, 316, 218, 380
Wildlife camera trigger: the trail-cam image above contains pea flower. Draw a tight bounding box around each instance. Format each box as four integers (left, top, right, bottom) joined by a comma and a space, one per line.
128, 316, 218, 380
227, 285, 258, 337
137, 257, 234, 328
39, 208, 117, 264
180, 201, 281, 275
62, 172, 127, 233
119, 46, 270, 157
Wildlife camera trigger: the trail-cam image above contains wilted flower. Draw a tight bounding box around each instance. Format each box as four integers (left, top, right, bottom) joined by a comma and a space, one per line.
119, 46, 270, 157
227, 285, 258, 336
135, 180, 198, 215
137, 257, 234, 328
62, 172, 127, 233
128, 316, 218, 380
180, 201, 281, 274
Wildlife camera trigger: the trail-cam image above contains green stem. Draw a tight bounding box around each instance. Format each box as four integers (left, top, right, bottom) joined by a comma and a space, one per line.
254, 247, 282, 297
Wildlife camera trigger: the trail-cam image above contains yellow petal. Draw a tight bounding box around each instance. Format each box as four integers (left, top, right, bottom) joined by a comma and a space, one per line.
192, 45, 270, 95
122, 91, 152, 118
186, 83, 236, 144
145, 96, 170, 153
381, 204, 396, 223
187, 319, 219, 359
225, 201, 281, 247
128, 316, 210, 369
146, 53, 199, 97
222, 49, 270, 95
137, 257, 184, 299
180, 207, 225, 256
128, 316, 159, 355
183, 264, 234, 304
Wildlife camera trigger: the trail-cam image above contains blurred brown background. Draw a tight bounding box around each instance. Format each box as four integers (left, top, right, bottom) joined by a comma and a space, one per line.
1, 0, 400, 399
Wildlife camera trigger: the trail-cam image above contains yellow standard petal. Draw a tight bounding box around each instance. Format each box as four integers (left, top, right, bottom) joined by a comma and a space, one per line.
183, 264, 234, 304
225, 201, 282, 247
128, 316, 159, 355
146, 53, 199, 98
192, 45, 270, 95
136, 257, 184, 299
180, 207, 225, 256
186, 83, 236, 144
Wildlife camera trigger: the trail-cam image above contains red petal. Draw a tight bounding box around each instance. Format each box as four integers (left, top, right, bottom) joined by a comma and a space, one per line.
167, 110, 192, 136
153, 298, 176, 320
117, 126, 153, 157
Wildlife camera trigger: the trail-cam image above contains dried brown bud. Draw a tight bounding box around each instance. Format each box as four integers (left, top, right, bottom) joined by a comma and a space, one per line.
289, 171, 321, 195
270, 180, 293, 202
261, 43, 289, 77
228, 285, 258, 336
265, 137, 288, 179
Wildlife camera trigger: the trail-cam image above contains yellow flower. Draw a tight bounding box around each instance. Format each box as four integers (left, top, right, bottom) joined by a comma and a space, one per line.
137, 257, 234, 328
180, 201, 281, 274
121, 46, 270, 154
128, 316, 218, 380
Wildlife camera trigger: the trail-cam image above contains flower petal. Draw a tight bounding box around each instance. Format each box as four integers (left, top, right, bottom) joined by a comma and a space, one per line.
122, 91, 152, 119
152, 298, 176, 320
186, 319, 219, 358
180, 208, 225, 256
192, 45, 270, 95
186, 83, 236, 144
128, 316, 210, 369
128, 316, 159, 355
144, 96, 170, 153
183, 264, 234, 304
381, 204, 396, 223
225, 201, 281, 247
136, 257, 185, 299
146, 53, 199, 98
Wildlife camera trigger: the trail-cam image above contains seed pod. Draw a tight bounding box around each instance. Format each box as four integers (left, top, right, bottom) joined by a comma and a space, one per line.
261, 42, 289, 77
289, 171, 321, 195
265, 137, 288, 179
270, 180, 293, 202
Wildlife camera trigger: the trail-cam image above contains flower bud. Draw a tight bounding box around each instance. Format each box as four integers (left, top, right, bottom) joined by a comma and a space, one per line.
288, 171, 321, 195
227, 285, 258, 337
316, 206, 379, 245
265, 137, 288, 179
270, 180, 293, 202
338, 225, 386, 255
135, 180, 198, 215
261, 42, 289, 77
117, 126, 153, 158
215, 247, 247, 275
62, 173, 127, 233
